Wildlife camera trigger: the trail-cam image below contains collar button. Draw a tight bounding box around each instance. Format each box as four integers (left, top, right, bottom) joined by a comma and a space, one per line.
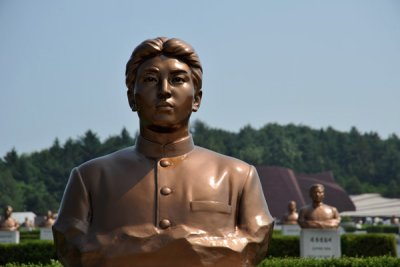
160, 159, 171, 167
159, 219, 171, 229
160, 186, 172, 195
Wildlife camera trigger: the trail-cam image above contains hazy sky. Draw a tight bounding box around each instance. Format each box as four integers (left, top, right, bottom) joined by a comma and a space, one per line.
1, 0, 399, 157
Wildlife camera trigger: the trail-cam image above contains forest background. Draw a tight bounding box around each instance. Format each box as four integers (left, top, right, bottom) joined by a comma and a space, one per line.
1, 120, 399, 214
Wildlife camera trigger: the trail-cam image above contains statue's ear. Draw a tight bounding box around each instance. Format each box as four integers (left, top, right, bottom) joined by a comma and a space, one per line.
192, 90, 202, 112
127, 89, 137, 111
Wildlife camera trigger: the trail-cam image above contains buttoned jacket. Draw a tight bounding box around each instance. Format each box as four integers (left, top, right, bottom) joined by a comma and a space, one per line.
53, 135, 274, 267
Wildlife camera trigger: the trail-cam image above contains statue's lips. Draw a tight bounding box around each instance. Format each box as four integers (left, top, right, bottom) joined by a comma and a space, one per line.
156, 102, 174, 110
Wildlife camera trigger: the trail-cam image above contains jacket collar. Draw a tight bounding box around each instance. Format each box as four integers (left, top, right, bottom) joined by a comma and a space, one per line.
135, 135, 195, 158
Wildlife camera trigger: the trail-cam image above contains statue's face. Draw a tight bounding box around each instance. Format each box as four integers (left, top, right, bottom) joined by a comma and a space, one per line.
133, 55, 201, 130
310, 187, 324, 203
288, 201, 296, 211
5, 207, 12, 217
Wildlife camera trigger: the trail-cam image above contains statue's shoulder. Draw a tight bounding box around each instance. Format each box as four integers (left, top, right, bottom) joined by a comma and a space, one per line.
78, 146, 137, 170
192, 146, 251, 170
323, 203, 338, 212
299, 204, 313, 213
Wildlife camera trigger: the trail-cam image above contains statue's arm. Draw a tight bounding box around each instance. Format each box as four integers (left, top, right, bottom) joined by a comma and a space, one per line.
313, 207, 341, 229
327, 207, 341, 227
12, 219, 20, 230
52, 168, 91, 267
237, 166, 274, 264
297, 208, 311, 228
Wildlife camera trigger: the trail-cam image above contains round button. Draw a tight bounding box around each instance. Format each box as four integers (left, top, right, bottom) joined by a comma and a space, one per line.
160, 187, 172, 196
159, 219, 171, 229
159, 159, 171, 167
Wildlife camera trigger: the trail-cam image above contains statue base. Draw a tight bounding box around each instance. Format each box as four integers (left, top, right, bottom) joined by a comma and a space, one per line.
282, 224, 301, 236
0, 231, 20, 244
300, 229, 341, 258
40, 228, 54, 241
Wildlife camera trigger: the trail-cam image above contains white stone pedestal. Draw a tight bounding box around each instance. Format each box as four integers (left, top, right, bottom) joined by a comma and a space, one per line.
0, 231, 20, 244
300, 229, 341, 258
282, 224, 301, 236
40, 228, 54, 241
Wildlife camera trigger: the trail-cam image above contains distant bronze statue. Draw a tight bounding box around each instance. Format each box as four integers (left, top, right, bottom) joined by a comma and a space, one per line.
390, 215, 399, 225
21, 217, 34, 230
41, 210, 55, 228
282, 200, 299, 225
53, 37, 274, 267
298, 184, 340, 229
0, 206, 19, 231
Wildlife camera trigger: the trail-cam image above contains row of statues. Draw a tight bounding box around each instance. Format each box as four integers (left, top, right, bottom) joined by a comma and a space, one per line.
0, 207, 55, 231
282, 184, 341, 228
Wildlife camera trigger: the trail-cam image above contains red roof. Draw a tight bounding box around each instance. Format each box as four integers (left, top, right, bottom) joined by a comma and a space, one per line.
255, 166, 356, 219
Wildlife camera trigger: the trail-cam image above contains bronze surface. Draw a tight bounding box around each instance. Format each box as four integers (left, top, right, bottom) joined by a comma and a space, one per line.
53, 37, 274, 267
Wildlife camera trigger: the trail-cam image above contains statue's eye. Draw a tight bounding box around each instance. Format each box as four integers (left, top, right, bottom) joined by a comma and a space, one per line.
143, 76, 157, 83
171, 76, 185, 84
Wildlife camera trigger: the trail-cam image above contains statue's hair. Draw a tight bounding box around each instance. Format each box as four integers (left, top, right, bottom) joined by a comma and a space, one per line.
309, 183, 325, 194
125, 37, 203, 93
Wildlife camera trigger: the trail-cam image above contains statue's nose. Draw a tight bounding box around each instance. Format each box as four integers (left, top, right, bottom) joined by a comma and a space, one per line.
158, 79, 172, 99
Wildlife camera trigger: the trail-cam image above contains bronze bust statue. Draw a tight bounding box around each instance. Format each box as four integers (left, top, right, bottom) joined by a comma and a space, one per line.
41, 210, 55, 228
53, 37, 274, 267
298, 184, 341, 229
0, 206, 19, 231
282, 200, 299, 225
21, 217, 34, 230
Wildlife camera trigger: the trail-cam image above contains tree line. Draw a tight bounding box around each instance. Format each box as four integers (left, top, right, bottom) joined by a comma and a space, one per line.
1, 121, 399, 214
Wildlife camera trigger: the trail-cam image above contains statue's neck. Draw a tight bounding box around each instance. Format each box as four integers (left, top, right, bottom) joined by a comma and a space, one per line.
139, 124, 190, 145
312, 202, 322, 208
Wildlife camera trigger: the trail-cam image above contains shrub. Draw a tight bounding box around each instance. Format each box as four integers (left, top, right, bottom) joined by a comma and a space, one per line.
0, 234, 396, 264
2, 260, 61, 267
2, 258, 400, 267
342, 224, 357, 233
268, 235, 299, 257
19, 231, 40, 243
259, 256, 400, 267
341, 234, 397, 257
267, 233, 397, 257
272, 229, 282, 235
365, 225, 399, 234
0, 241, 56, 265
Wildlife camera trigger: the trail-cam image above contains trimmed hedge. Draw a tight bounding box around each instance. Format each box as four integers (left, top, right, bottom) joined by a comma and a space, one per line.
267, 233, 397, 257
272, 229, 282, 235
0, 234, 397, 264
342, 225, 357, 233
259, 256, 400, 267
1, 257, 400, 267
268, 235, 299, 257
19, 231, 40, 243
2, 261, 61, 267
0, 241, 56, 265
365, 225, 399, 234
342, 234, 397, 257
